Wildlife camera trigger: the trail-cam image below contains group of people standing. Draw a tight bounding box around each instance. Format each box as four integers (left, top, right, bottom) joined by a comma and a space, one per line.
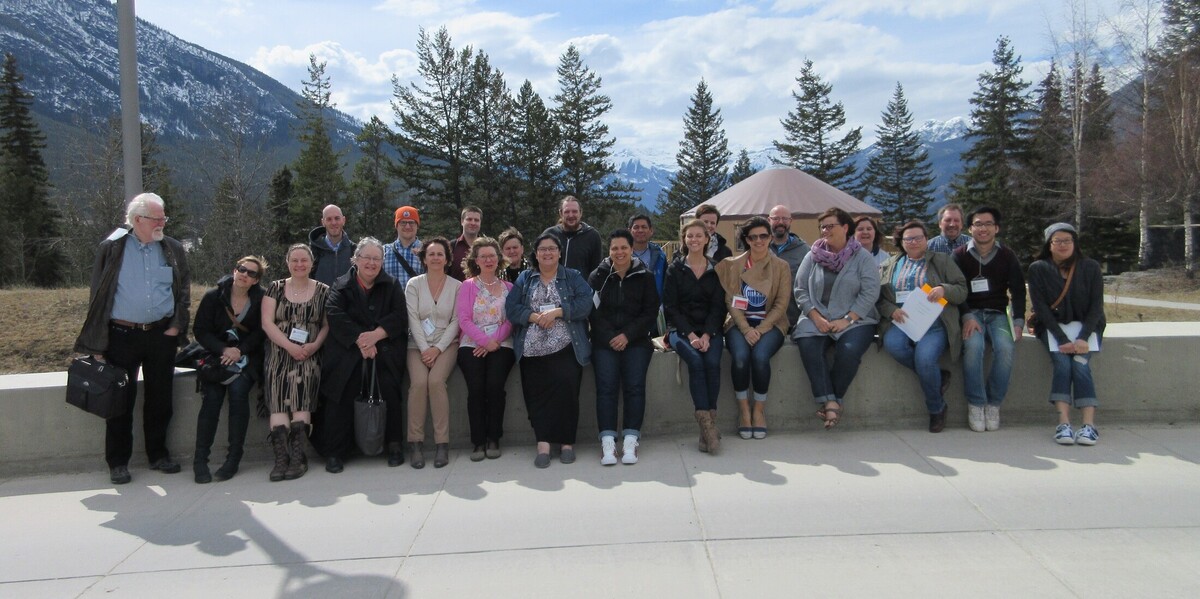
76, 192, 1106, 487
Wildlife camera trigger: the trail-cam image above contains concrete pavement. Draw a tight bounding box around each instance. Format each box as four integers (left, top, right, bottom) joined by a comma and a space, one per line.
1105, 294, 1200, 311
2, 424, 1199, 598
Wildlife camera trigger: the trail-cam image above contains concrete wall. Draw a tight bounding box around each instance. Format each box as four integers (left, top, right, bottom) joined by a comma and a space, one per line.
2, 322, 1196, 475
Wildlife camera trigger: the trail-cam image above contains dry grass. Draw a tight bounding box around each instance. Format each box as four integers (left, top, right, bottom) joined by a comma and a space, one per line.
2, 271, 1197, 374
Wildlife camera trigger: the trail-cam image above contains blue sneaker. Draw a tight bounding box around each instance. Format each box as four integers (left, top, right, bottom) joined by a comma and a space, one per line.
1054, 423, 1075, 445
1075, 424, 1098, 446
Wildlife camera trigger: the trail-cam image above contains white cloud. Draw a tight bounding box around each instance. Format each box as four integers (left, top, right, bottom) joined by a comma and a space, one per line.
769, 0, 1037, 20
374, 0, 477, 18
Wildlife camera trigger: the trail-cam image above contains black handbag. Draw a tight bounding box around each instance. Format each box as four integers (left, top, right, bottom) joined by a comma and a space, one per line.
65, 356, 130, 419
353, 359, 387, 456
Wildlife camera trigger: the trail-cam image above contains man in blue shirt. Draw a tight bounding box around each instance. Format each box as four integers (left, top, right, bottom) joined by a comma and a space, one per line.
75, 192, 191, 485
383, 205, 424, 289
927, 203, 971, 254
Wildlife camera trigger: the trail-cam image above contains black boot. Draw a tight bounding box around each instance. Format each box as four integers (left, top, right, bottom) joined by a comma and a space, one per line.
284, 421, 309, 479
268, 425, 289, 482
387, 441, 404, 467
409, 442, 425, 469
194, 387, 220, 484
214, 397, 249, 482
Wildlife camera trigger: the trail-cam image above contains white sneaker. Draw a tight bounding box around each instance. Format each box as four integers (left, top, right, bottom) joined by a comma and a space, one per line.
985, 405, 1001, 431
621, 435, 639, 464
968, 405, 985, 432
600, 437, 617, 466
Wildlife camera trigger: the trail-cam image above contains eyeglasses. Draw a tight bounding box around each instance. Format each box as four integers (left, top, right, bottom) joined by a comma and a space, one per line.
818, 224, 841, 232
971, 221, 997, 228
536, 246, 559, 253
477, 254, 498, 261
356, 256, 383, 263
397, 220, 417, 227
745, 233, 770, 242
1050, 239, 1074, 246
902, 236, 925, 244
138, 214, 169, 224
235, 265, 261, 279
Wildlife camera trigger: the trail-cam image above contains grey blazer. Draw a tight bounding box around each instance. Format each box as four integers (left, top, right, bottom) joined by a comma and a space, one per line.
792, 248, 880, 339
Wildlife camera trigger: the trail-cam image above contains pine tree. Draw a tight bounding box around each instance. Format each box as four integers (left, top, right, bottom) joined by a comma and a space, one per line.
391, 27, 476, 235
1153, 0, 1200, 276
1018, 63, 1072, 259
348, 116, 396, 242
0, 53, 64, 287
269, 166, 293, 247
656, 79, 731, 238
291, 55, 346, 244
952, 37, 1034, 253
465, 51, 513, 228
861, 83, 936, 225
773, 59, 862, 191
552, 44, 637, 227
729, 149, 757, 185
503, 80, 561, 235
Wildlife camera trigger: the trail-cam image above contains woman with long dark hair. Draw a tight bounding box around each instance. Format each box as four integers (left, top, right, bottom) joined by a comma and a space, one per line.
1028, 223, 1106, 446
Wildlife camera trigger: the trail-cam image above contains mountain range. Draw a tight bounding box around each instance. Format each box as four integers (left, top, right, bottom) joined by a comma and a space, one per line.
1, 0, 968, 213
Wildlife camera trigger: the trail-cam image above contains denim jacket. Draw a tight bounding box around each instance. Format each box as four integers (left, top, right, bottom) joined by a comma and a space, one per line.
505, 267, 593, 365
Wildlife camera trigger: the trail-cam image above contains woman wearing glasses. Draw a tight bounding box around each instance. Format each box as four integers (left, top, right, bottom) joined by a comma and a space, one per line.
1028, 223, 1106, 446
793, 208, 880, 430
191, 256, 268, 483
877, 220, 967, 433
715, 216, 792, 440
505, 232, 593, 468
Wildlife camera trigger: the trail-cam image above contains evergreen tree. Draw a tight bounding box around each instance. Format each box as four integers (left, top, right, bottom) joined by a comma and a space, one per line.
772, 59, 862, 191
1019, 63, 1072, 259
465, 51, 513, 228
952, 37, 1034, 253
391, 27, 476, 235
269, 166, 294, 247
503, 80, 561, 235
348, 116, 396, 242
729, 149, 757, 185
656, 79, 731, 238
291, 55, 346, 243
552, 44, 637, 227
1153, 0, 1200, 275
861, 82, 936, 225
0, 53, 64, 287
140, 124, 189, 240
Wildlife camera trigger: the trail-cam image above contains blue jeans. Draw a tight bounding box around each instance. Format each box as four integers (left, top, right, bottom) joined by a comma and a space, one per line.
724, 327, 784, 399
883, 320, 949, 414
669, 331, 723, 411
1049, 351, 1098, 408
592, 344, 653, 439
962, 310, 1015, 407
796, 325, 875, 405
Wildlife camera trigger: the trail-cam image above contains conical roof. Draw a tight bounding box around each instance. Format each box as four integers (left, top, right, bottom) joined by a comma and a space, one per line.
682, 167, 880, 219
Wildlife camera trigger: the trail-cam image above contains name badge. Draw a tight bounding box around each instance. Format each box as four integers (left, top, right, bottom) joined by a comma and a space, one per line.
483, 324, 499, 336
288, 327, 309, 344
539, 303, 557, 313
971, 277, 990, 294
731, 295, 749, 310
421, 318, 436, 336
895, 291, 910, 304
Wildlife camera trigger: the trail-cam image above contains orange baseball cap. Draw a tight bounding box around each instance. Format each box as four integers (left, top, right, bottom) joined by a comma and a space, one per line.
394, 206, 420, 225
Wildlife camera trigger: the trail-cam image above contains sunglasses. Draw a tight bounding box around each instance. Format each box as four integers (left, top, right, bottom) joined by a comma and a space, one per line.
236, 265, 261, 279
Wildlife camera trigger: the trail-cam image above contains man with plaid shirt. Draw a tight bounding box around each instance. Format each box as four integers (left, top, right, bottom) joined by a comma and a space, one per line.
383, 205, 424, 289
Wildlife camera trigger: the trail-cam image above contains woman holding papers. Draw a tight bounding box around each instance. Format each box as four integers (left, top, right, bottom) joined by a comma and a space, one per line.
1027, 223, 1106, 446
877, 220, 967, 433
793, 208, 881, 431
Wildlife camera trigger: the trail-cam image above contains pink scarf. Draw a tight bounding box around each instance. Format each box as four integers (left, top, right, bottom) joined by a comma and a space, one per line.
810, 238, 862, 273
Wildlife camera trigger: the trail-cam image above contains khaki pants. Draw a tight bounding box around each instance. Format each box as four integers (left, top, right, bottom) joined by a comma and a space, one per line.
407, 345, 458, 443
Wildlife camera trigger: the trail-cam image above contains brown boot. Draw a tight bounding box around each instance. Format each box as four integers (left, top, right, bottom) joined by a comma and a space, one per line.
697, 410, 720, 455
283, 421, 309, 480
268, 425, 289, 482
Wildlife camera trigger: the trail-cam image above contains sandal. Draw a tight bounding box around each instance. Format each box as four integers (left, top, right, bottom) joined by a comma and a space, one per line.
816, 407, 841, 430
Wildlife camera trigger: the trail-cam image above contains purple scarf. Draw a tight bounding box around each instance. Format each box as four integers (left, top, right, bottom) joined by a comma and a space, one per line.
810, 238, 862, 273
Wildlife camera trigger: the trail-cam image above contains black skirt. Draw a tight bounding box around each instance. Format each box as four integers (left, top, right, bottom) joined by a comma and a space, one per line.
519, 346, 582, 444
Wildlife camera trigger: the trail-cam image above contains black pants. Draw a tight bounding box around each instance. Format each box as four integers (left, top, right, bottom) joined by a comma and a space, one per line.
458, 346, 516, 446
195, 375, 252, 467
519, 347, 582, 445
318, 361, 404, 459
104, 324, 177, 468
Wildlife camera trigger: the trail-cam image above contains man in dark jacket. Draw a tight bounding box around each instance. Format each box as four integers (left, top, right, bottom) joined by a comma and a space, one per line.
542, 196, 603, 277
75, 192, 191, 485
696, 203, 732, 260
309, 204, 354, 285
767, 205, 810, 330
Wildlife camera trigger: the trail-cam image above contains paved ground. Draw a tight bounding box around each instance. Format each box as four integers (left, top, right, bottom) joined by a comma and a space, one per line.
1105, 294, 1200, 311
2, 424, 1199, 598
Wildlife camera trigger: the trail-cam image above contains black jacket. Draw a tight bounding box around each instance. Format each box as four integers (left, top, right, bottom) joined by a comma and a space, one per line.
663, 254, 726, 338
309, 226, 354, 287
193, 275, 266, 383
710, 232, 733, 261
321, 266, 408, 402
587, 257, 661, 349
543, 222, 603, 278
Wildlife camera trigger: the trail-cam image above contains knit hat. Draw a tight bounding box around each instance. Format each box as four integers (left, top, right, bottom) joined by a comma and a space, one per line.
394, 206, 420, 226
1043, 222, 1076, 242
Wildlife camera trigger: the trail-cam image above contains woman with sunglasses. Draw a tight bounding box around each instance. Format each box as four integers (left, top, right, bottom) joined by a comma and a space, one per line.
794, 208, 881, 430
715, 216, 792, 440
191, 256, 268, 483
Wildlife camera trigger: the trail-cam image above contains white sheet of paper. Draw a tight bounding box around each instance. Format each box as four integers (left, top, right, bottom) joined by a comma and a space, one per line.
1047, 321, 1101, 352
894, 285, 945, 342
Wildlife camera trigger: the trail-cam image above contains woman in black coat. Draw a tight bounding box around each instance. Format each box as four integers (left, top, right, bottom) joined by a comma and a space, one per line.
318, 237, 408, 472
192, 256, 268, 483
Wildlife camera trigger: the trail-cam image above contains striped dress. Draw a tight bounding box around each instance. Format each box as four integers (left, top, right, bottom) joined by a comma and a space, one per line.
264, 279, 330, 413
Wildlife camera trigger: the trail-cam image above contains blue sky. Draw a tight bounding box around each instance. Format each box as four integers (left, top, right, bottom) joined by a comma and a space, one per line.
134, 0, 1140, 163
